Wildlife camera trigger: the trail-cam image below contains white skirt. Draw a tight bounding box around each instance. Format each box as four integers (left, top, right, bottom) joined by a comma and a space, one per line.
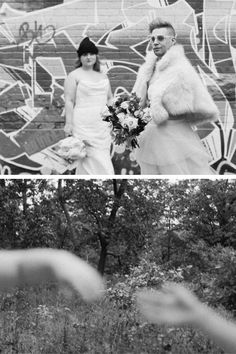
135, 119, 213, 175
72, 106, 114, 175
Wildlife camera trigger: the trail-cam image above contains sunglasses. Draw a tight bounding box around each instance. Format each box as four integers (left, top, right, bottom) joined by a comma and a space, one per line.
150, 35, 173, 42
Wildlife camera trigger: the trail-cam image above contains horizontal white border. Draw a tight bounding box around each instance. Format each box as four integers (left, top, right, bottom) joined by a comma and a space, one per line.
0, 174, 235, 180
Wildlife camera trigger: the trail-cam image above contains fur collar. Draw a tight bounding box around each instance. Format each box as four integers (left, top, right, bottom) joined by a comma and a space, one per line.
156, 44, 186, 71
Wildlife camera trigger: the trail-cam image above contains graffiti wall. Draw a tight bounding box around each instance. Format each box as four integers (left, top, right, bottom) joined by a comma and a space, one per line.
0, 0, 235, 174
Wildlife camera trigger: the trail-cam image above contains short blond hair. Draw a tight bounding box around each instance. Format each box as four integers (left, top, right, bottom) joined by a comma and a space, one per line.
149, 18, 176, 37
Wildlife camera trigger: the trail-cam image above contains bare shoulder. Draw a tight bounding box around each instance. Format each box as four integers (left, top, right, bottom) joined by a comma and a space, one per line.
66, 68, 83, 83
64, 69, 81, 95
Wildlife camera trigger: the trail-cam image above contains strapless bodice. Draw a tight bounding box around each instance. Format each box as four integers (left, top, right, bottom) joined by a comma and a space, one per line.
75, 79, 109, 108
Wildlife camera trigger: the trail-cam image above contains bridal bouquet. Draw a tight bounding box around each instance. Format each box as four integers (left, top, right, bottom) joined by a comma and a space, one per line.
55, 136, 87, 162
101, 92, 151, 149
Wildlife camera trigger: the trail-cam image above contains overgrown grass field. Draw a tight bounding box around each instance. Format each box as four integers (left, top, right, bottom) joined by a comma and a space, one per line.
0, 283, 224, 354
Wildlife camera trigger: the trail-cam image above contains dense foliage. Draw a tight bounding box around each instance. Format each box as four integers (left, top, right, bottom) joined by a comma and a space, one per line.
0, 179, 235, 353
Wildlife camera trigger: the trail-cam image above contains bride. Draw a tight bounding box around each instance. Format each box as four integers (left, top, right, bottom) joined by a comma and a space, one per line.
64, 37, 114, 175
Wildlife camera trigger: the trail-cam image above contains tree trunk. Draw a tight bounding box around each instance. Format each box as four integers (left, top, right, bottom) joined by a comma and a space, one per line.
97, 179, 128, 274
97, 231, 108, 275
57, 179, 77, 246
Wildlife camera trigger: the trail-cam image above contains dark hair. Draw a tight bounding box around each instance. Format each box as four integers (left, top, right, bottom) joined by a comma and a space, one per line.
149, 18, 176, 37
75, 54, 101, 72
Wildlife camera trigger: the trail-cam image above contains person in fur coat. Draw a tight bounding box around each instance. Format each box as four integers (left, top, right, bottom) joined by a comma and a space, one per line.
133, 18, 219, 175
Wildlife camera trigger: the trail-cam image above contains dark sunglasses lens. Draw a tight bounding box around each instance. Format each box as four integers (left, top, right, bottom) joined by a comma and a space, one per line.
151, 36, 165, 42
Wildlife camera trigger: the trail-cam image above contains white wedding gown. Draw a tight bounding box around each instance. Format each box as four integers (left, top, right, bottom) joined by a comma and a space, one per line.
72, 78, 114, 175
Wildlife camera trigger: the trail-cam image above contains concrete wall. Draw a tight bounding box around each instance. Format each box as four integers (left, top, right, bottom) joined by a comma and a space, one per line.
0, 0, 235, 174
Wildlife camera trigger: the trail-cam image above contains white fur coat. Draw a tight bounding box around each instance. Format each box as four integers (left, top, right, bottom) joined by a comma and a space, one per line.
133, 45, 219, 125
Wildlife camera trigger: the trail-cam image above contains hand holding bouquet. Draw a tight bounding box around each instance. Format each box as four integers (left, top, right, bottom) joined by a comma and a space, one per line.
101, 92, 151, 149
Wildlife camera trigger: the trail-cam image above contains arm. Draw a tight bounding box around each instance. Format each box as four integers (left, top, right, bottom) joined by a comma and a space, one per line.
0, 249, 104, 302
137, 283, 236, 353
161, 66, 219, 125
64, 72, 77, 136
196, 301, 236, 354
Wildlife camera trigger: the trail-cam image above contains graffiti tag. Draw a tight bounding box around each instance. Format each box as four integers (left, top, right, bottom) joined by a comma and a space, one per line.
19, 21, 55, 45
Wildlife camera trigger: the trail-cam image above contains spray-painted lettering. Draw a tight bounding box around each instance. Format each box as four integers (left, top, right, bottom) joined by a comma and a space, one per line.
19, 21, 55, 45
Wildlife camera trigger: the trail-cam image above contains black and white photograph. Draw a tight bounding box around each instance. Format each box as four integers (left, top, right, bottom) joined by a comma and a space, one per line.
1, 0, 236, 353
0, 0, 235, 175
0, 178, 235, 353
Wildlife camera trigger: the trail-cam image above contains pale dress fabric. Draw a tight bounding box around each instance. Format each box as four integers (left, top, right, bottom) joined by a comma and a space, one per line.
135, 81, 213, 175
72, 78, 114, 175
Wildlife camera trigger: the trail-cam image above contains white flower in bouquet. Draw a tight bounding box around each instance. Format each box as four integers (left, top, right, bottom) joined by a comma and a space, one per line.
111, 97, 118, 105
101, 106, 111, 117
57, 137, 86, 161
66, 146, 86, 160
134, 110, 140, 117
117, 112, 126, 125
124, 116, 139, 131
141, 108, 152, 123
120, 101, 129, 110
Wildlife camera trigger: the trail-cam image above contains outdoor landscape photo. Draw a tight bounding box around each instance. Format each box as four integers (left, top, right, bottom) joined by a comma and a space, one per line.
0, 178, 235, 353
